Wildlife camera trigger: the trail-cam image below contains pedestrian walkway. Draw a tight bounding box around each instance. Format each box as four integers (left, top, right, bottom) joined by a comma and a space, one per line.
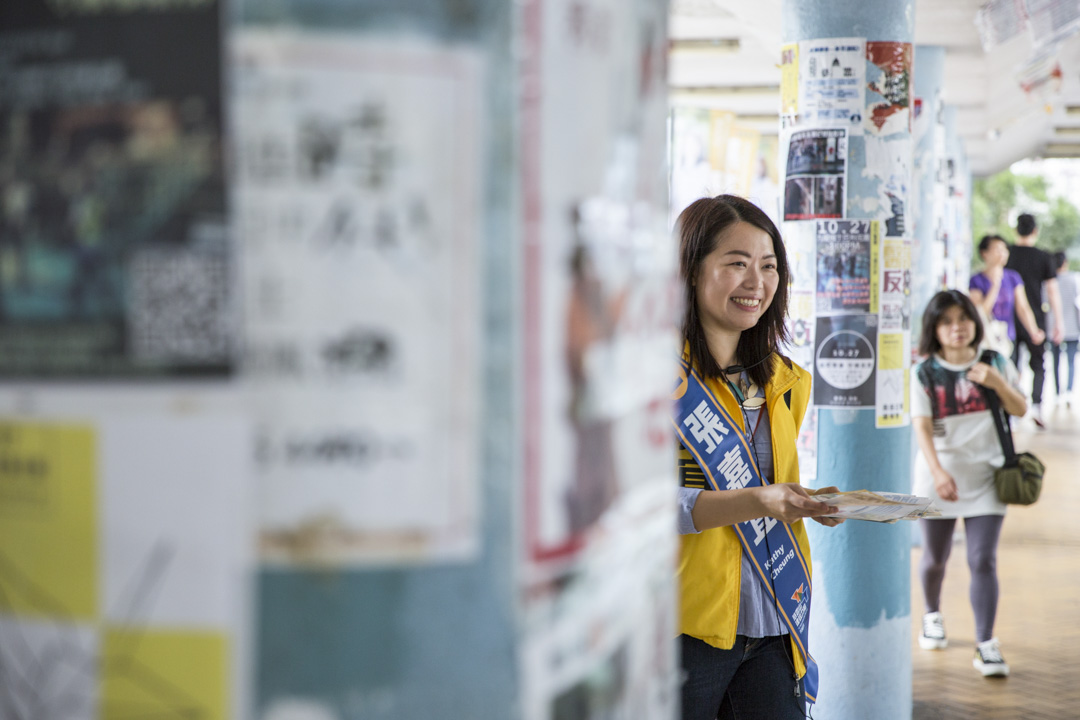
911, 398, 1080, 719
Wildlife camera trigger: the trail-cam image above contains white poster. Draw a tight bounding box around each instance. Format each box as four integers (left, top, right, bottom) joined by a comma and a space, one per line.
797, 37, 866, 134
876, 239, 912, 428
0, 417, 252, 720
233, 31, 483, 564
521, 0, 675, 577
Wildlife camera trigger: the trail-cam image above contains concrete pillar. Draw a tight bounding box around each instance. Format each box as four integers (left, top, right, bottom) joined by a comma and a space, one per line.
240, 1, 676, 719
240, 3, 520, 718
782, 2, 915, 718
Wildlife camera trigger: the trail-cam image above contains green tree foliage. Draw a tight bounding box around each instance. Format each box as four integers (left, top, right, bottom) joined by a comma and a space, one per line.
971, 169, 1080, 267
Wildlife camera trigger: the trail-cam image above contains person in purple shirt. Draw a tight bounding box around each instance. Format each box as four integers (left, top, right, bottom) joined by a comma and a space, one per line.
969, 234, 1043, 357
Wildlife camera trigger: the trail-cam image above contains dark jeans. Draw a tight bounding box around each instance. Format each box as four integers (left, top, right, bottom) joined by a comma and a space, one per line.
1012, 335, 1047, 405
680, 634, 805, 720
1051, 340, 1079, 394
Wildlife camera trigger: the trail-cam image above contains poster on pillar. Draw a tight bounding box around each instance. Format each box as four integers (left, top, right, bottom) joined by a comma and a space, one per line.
0, 0, 231, 377
783, 128, 847, 221
233, 31, 484, 565
813, 313, 877, 408
795, 37, 866, 133
814, 219, 877, 315
863, 136, 912, 237
519, 0, 676, 586
0, 417, 252, 720
876, 238, 912, 427
865, 42, 913, 137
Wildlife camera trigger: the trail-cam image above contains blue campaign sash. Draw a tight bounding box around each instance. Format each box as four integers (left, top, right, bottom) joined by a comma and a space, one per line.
672, 358, 819, 704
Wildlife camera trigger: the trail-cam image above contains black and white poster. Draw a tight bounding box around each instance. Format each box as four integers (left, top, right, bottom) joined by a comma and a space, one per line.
783, 128, 846, 221
0, 0, 230, 376
813, 313, 877, 408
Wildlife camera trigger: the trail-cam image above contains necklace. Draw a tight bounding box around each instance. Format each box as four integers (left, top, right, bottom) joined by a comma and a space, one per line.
732, 374, 766, 409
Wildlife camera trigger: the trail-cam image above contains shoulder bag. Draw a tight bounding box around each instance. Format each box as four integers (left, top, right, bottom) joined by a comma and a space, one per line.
979, 351, 1045, 505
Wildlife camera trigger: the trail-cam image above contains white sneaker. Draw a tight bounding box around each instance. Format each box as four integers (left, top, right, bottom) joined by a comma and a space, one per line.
918, 612, 948, 650
973, 637, 1010, 677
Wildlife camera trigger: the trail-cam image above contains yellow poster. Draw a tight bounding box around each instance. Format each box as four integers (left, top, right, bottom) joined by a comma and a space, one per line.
0, 419, 238, 719
781, 43, 799, 116
102, 628, 228, 720
0, 422, 97, 619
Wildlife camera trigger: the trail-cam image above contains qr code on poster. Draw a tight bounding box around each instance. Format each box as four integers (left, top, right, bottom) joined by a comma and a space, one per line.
128, 249, 231, 364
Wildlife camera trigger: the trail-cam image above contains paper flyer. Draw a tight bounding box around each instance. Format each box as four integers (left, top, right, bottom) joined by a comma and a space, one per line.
780, 43, 800, 117
521, 0, 675, 578
814, 489, 940, 523
875, 237, 912, 427
865, 41, 913, 136
814, 219, 875, 315
234, 31, 484, 565
813, 314, 878, 408
797, 37, 866, 133
783, 128, 847, 221
0, 0, 231, 376
0, 418, 252, 720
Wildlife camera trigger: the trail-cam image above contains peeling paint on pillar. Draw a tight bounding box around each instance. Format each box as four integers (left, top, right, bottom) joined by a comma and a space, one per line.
783, 0, 915, 718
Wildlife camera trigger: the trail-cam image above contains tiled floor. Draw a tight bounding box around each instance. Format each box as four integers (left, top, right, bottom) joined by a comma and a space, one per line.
911, 397, 1080, 719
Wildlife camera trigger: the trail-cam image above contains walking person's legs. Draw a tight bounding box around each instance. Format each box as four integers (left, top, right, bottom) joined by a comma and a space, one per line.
1051, 342, 1062, 397
920, 518, 957, 613
963, 514, 1005, 643
1066, 340, 1078, 394
918, 518, 956, 650
963, 514, 1009, 677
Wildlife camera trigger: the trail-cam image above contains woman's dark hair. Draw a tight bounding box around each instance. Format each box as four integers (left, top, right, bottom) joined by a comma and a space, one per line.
977, 233, 1006, 255
1053, 250, 1067, 269
918, 290, 984, 357
677, 194, 791, 388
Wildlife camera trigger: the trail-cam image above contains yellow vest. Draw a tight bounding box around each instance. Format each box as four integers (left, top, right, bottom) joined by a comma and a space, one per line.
676, 354, 813, 677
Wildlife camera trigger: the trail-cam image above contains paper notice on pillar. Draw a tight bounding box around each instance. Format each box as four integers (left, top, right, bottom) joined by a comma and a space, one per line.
521, 0, 676, 579
864, 136, 912, 237
233, 31, 483, 565
797, 37, 866, 133
796, 407, 818, 482
0, 417, 253, 720
865, 42, 913, 136
814, 219, 876, 315
879, 239, 912, 334
783, 129, 846, 221
875, 333, 909, 428
780, 43, 800, 119
813, 314, 877, 408
0, 0, 231, 377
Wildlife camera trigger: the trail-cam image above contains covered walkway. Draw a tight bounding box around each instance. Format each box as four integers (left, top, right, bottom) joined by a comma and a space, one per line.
911, 401, 1080, 719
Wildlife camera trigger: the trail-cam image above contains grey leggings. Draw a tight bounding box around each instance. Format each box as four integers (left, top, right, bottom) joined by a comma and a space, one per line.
919, 515, 1005, 643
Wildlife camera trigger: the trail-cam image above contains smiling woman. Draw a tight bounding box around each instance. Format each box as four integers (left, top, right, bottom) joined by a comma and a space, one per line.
672, 195, 845, 720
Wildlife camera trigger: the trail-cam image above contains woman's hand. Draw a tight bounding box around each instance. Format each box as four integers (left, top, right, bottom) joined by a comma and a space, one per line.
808, 485, 846, 526
758, 483, 840, 524
931, 467, 959, 502
966, 361, 1004, 391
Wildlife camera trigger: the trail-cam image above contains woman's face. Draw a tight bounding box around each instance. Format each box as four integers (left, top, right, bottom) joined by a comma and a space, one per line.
981, 238, 1009, 268
695, 221, 779, 338
935, 304, 977, 353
